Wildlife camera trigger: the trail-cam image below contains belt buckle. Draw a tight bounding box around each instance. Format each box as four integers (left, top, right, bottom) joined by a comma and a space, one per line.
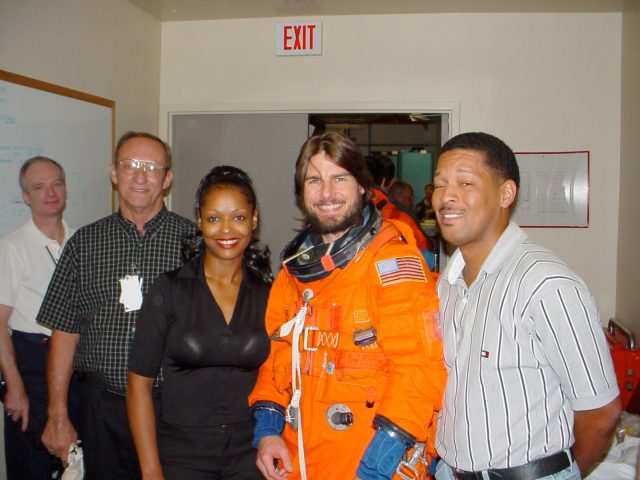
302, 326, 319, 351
453, 469, 482, 480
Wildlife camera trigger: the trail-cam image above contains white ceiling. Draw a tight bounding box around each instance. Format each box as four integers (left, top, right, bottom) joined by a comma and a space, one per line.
128, 0, 626, 22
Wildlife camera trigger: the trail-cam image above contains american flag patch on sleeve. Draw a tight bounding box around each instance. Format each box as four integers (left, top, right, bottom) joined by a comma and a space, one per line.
375, 256, 426, 286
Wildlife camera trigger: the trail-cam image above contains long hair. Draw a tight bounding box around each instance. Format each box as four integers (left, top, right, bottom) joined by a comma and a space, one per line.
294, 131, 374, 217
183, 165, 273, 284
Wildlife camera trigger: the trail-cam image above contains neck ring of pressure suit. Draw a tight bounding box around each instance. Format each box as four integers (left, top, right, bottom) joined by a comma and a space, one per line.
281, 205, 382, 283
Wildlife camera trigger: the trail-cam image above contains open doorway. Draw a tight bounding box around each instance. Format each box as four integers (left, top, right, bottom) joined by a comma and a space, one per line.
170, 111, 450, 272
308, 112, 446, 261
308, 112, 445, 213
308, 112, 445, 156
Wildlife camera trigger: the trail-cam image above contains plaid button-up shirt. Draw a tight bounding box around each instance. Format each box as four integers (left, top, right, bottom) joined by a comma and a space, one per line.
38, 207, 196, 395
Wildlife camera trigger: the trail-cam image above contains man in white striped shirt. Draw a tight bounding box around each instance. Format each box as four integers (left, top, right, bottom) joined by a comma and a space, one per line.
432, 132, 621, 480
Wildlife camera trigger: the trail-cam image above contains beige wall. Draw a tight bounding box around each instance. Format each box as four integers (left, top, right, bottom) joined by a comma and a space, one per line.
161, 12, 623, 320
617, 3, 640, 332
0, 4, 634, 476
0, 0, 160, 477
0, 0, 161, 137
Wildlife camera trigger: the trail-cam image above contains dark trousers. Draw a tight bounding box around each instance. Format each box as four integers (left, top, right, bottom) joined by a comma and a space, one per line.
4, 334, 62, 480
158, 420, 262, 480
77, 380, 159, 480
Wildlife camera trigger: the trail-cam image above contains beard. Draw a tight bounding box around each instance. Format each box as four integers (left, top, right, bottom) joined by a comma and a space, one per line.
305, 195, 364, 237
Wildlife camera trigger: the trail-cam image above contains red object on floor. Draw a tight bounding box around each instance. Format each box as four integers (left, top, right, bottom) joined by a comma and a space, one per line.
605, 319, 640, 411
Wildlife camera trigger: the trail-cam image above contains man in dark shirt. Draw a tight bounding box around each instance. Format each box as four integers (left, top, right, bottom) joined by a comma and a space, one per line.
38, 132, 196, 480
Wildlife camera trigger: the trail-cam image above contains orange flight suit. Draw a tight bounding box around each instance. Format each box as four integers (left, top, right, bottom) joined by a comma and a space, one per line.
372, 187, 430, 252
249, 219, 446, 479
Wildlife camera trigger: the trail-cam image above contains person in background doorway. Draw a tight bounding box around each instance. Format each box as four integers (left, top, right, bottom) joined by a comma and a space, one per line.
365, 155, 431, 252
389, 180, 414, 210
0, 156, 75, 479
433, 132, 621, 480
414, 183, 435, 221
38, 132, 197, 480
127, 165, 272, 480
250, 131, 446, 480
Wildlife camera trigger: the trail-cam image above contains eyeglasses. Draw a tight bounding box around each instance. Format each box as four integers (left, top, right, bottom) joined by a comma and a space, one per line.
118, 159, 167, 176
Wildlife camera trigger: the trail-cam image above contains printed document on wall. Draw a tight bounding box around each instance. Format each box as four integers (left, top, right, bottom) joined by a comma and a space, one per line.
513, 151, 589, 228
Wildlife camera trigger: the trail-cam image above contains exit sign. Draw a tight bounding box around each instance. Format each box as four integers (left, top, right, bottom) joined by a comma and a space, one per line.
276, 21, 322, 56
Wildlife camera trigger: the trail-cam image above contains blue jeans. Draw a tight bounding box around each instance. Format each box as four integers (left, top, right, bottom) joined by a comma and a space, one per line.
435, 458, 581, 480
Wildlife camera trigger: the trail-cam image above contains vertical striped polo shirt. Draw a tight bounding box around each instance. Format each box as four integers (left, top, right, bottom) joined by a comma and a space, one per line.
435, 222, 618, 471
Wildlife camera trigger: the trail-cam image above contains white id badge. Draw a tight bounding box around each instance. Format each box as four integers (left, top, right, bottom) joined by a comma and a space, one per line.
119, 275, 143, 312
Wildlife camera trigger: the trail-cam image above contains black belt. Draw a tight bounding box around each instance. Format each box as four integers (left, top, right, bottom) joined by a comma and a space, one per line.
452, 451, 571, 480
77, 372, 161, 399
12, 330, 49, 345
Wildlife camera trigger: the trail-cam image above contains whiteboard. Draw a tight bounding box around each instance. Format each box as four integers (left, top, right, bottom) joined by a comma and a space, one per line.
0, 70, 114, 238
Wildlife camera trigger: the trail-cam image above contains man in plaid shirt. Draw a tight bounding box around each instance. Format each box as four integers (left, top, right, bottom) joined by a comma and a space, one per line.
38, 132, 196, 480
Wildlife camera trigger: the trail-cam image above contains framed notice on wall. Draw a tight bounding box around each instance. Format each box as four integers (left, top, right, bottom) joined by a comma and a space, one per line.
513, 151, 589, 228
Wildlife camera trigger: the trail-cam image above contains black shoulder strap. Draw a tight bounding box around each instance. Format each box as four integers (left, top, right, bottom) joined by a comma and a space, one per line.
375, 199, 387, 210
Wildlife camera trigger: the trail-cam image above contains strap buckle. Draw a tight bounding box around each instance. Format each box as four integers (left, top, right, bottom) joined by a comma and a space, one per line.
396, 442, 430, 480
302, 326, 319, 351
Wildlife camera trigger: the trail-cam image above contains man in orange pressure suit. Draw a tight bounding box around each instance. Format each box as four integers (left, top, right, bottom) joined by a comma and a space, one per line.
365, 154, 431, 253
249, 131, 446, 480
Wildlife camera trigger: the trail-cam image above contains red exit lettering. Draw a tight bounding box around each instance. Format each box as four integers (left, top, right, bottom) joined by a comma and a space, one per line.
283, 24, 316, 51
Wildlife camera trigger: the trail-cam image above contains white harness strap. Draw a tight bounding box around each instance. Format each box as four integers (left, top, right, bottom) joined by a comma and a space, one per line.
278, 288, 314, 480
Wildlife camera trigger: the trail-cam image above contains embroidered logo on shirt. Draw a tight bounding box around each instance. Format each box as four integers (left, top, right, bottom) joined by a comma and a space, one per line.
375, 256, 426, 286
481, 350, 490, 358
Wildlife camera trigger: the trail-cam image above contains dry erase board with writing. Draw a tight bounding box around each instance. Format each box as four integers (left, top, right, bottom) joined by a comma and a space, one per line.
0, 70, 114, 238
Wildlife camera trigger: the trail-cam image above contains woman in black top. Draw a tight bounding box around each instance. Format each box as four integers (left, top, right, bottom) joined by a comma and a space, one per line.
127, 166, 272, 480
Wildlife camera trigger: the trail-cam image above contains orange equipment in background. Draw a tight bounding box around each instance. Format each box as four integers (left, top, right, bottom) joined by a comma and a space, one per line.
605, 318, 640, 411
